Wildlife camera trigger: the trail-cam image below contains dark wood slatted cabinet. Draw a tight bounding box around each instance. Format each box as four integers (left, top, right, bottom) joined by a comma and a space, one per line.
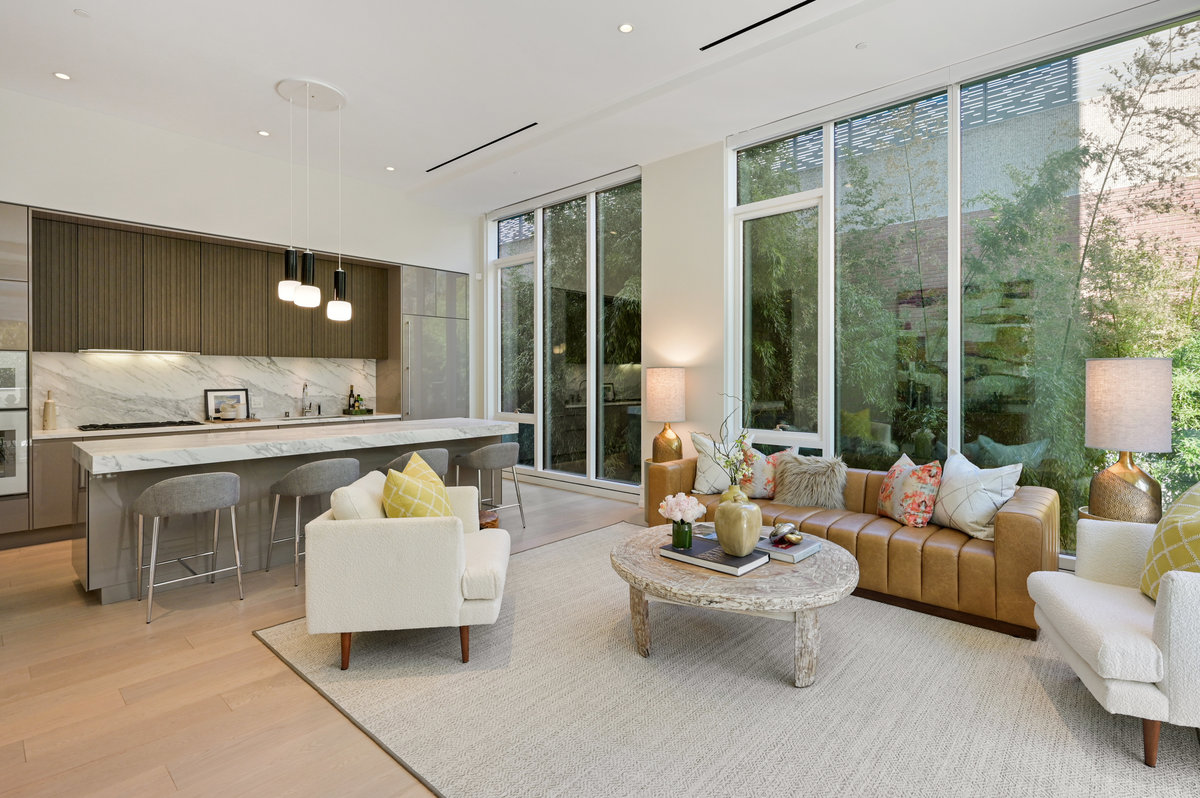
267, 251, 313, 358
200, 243, 271, 356
311, 257, 353, 358
31, 218, 79, 352
78, 226, 143, 350
351, 263, 389, 359
143, 235, 201, 352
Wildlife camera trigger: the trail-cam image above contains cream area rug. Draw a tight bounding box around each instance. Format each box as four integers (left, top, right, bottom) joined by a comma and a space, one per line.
255, 522, 1200, 798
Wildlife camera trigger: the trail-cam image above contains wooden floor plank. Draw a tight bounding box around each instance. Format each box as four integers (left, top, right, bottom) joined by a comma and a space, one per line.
0, 481, 639, 796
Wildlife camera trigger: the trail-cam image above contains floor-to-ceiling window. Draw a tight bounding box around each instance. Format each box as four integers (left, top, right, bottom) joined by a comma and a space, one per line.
732, 17, 1200, 549
488, 174, 642, 491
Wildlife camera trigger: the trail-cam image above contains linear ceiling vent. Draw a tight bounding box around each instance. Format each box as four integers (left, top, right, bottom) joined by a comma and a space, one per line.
700, 0, 819, 51
426, 122, 539, 173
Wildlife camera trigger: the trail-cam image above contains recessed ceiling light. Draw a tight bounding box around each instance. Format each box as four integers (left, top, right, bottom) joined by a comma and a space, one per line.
855, 41, 869, 50
385, 166, 395, 172
53, 72, 71, 80
257, 130, 270, 137
73, 8, 90, 17
618, 23, 634, 34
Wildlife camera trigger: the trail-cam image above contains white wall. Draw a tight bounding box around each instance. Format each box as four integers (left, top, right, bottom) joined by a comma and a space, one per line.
640, 142, 728, 465
0, 88, 477, 273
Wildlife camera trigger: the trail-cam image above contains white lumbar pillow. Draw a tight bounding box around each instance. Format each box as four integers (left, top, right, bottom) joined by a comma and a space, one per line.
330, 470, 387, 520
690, 432, 733, 495
931, 451, 1022, 539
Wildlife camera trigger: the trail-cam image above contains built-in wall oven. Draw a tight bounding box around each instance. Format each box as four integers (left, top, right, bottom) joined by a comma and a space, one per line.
0, 350, 29, 496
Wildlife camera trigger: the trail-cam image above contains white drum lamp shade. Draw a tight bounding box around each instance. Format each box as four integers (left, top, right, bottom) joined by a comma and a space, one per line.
1085, 357, 1173, 522
1085, 358, 1173, 453
646, 367, 685, 462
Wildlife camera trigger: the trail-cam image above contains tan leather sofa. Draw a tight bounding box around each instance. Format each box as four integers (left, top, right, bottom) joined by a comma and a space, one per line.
646, 457, 1060, 637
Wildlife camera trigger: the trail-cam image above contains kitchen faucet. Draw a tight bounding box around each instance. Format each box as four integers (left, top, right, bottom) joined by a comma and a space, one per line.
301, 382, 315, 416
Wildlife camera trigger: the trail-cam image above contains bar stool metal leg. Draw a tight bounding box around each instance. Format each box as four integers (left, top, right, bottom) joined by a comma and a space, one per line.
293, 496, 301, 587
266, 494, 280, 572
210, 509, 219, 584
136, 514, 144, 601
230, 505, 244, 600
510, 466, 526, 528
146, 517, 161, 624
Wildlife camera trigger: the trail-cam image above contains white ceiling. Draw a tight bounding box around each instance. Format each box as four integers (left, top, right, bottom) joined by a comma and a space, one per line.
0, 0, 1186, 216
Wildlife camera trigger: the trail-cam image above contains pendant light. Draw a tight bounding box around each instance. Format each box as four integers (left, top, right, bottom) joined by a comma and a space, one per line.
277, 94, 301, 301
291, 82, 321, 308
327, 100, 352, 322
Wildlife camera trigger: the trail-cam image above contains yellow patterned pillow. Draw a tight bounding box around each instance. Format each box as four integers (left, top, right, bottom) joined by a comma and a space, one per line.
1141, 481, 1200, 600
381, 454, 454, 519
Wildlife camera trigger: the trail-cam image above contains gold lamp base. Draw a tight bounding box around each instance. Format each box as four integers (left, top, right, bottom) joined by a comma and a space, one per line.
652, 422, 682, 463
1089, 452, 1163, 523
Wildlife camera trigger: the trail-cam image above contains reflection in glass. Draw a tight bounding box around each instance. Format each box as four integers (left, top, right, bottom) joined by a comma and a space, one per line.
497, 212, 535, 258
835, 94, 949, 470
596, 182, 642, 484
542, 197, 588, 475
499, 262, 534, 414
737, 127, 824, 205
743, 208, 819, 434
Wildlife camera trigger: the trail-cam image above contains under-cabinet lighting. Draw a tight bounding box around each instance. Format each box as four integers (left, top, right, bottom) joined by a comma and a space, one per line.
78, 349, 201, 355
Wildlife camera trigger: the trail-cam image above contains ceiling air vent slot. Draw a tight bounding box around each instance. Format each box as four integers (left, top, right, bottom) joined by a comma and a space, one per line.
426, 122, 539, 173
700, 0, 820, 52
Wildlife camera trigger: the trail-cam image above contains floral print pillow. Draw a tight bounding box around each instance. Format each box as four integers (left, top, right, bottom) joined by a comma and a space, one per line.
739, 445, 787, 499
878, 454, 943, 527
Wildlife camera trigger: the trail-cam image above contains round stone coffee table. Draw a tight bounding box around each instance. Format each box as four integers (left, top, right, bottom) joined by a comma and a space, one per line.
610, 526, 859, 687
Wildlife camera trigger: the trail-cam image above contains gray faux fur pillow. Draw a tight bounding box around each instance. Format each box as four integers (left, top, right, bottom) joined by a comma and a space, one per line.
773, 454, 847, 510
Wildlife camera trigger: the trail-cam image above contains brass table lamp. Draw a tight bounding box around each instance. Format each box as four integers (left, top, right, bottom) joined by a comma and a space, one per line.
646, 367, 685, 462
1085, 358, 1173, 523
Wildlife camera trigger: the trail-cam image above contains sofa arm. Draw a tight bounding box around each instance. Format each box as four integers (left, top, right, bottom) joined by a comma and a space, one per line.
993, 485, 1060, 628
447, 485, 481, 533
305, 509, 466, 634
645, 457, 698, 525
1075, 518, 1156, 588
1154, 569, 1200, 727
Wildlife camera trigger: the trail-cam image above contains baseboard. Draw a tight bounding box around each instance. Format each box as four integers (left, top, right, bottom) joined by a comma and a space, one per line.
852, 588, 1038, 640
0, 525, 83, 551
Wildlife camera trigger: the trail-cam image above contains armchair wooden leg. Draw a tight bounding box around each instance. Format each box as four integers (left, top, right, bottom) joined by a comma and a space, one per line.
1143, 718, 1161, 767
459, 626, 469, 663
341, 632, 352, 670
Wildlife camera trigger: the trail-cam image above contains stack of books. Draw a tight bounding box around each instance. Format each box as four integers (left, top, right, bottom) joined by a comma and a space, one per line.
694, 523, 823, 563
658, 537, 768, 576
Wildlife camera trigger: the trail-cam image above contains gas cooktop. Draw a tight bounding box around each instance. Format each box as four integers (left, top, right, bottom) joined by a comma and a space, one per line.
77, 420, 206, 431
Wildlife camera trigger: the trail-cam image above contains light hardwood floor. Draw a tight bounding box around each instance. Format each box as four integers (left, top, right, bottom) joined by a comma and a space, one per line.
0, 481, 642, 797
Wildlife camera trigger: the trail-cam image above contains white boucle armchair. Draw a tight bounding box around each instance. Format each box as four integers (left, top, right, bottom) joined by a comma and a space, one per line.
305, 471, 510, 669
1028, 518, 1200, 766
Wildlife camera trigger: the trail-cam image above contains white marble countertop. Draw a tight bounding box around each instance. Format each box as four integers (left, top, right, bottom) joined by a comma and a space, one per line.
73, 417, 517, 474
35, 413, 406, 440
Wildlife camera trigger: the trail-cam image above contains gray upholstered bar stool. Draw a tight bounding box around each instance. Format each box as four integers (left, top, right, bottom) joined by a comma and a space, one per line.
378, 448, 450, 481
135, 472, 243, 624
453, 442, 525, 528
266, 457, 360, 586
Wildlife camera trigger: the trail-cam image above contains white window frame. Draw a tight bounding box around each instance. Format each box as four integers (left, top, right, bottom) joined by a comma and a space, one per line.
485, 167, 642, 496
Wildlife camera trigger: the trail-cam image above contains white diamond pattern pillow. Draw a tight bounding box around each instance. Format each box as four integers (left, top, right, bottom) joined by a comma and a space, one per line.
691, 432, 733, 495
932, 451, 1022, 539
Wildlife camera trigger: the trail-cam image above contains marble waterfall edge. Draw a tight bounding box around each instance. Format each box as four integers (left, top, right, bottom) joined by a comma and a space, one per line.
32, 352, 376, 428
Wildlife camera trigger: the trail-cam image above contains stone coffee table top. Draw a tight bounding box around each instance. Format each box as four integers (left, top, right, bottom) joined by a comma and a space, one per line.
610, 525, 859, 614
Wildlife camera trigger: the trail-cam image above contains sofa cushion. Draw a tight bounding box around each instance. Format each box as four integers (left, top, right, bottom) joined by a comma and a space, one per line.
739, 446, 781, 499
774, 454, 847, 510
330, 470, 387, 520
931, 452, 1022, 540
878, 454, 942, 528
1028, 570, 1162, 682
382, 466, 453, 519
462, 529, 510, 600
1141, 480, 1200, 600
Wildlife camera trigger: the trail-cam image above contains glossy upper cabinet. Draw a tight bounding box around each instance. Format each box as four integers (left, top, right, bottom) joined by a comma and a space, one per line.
144, 235, 201, 353
400, 265, 468, 319
0, 203, 29, 351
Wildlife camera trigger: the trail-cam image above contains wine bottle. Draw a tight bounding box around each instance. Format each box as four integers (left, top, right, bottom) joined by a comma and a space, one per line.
347, 384, 355, 410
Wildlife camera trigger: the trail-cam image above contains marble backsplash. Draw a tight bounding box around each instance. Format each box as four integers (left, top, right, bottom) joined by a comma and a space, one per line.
32, 352, 376, 429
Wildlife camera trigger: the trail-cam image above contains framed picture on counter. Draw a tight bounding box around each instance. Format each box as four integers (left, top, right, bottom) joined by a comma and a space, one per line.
204, 388, 250, 420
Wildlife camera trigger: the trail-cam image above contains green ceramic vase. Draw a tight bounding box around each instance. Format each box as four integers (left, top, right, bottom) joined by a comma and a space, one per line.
671, 520, 693, 549
714, 484, 762, 557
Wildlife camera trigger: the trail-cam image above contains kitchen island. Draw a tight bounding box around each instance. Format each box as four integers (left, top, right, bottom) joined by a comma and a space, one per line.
72, 417, 517, 603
